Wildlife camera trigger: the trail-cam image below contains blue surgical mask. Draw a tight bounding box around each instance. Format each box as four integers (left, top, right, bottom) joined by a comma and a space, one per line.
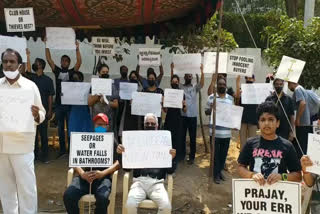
94, 126, 107, 133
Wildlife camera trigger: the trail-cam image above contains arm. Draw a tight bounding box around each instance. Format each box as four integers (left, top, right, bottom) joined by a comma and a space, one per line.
74, 41, 82, 71
94, 160, 120, 180
235, 75, 241, 105
109, 99, 119, 109
296, 100, 306, 126
88, 95, 100, 107
238, 164, 255, 179
45, 45, 56, 71
301, 155, 316, 187
47, 96, 53, 119
156, 64, 164, 85
32, 85, 46, 124
199, 64, 204, 89
26, 49, 31, 72
170, 63, 174, 79
207, 74, 217, 96
136, 55, 143, 82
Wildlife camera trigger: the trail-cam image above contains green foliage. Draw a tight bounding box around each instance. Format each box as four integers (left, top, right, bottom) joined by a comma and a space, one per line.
263, 16, 320, 89
160, 14, 238, 54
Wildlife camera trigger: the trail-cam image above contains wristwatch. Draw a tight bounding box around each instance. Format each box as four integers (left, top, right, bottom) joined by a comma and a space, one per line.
282, 173, 288, 181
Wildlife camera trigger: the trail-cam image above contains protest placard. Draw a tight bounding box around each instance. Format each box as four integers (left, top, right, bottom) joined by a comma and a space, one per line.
0, 89, 35, 132
275, 56, 306, 83
91, 78, 112, 96
203, 52, 228, 74
0, 35, 27, 62
173, 54, 202, 76
69, 132, 114, 168
241, 83, 274, 104
119, 82, 138, 100
163, 89, 184, 109
215, 102, 243, 130
131, 92, 162, 117
122, 130, 172, 168
233, 179, 301, 214
4, 8, 35, 32
306, 133, 320, 175
313, 121, 320, 135
91, 37, 115, 56
227, 54, 255, 77
138, 48, 161, 66
46, 27, 76, 50
61, 82, 91, 105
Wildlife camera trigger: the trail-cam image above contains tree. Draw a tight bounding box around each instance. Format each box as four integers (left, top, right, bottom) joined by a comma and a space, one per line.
263, 16, 320, 89
285, 0, 299, 17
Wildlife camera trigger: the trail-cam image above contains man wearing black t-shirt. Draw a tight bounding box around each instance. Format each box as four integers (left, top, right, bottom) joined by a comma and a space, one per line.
45, 40, 82, 157
238, 101, 302, 186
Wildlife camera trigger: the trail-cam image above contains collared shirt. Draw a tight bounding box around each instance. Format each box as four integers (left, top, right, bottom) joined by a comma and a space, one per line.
206, 93, 234, 138
0, 76, 46, 154
293, 85, 311, 126
180, 83, 201, 118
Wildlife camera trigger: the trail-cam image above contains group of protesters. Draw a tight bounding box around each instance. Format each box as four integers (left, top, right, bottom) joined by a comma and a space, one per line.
0, 45, 320, 214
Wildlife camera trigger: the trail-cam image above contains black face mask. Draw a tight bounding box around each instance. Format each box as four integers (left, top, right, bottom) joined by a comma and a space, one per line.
217, 87, 226, 94
275, 87, 283, 94
100, 74, 109, 79
144, 126, 156, 130
120, 71, 127, 79
148, 80, 155, 87
130, 79, 138, 84
32, 63, 38, 72
171, 83, 179, 89
185, 79, 192, 85
246, 81, 253, 84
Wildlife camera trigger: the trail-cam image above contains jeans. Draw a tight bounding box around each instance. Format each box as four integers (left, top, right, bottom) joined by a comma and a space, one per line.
294, 126, 313, 159
34, 118, 48, 159
63, 176, 111, 214
211, 137, 231, 178
181, 117, 197, 160
56, 105, 70, 153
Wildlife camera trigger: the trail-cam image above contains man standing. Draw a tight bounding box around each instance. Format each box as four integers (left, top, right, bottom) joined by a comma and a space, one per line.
171, 63, 204, 164
45, 40, 82, 157
26, 50, 55, 163
0, 48, 46, 213
266, 78, 295, 140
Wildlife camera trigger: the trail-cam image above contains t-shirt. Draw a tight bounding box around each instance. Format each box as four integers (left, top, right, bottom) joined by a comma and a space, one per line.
266, 93, 294, 139
53, 65, 75, 105
181, 83, 202, 118
238, 136, 301, 179
293, 85, 312, 126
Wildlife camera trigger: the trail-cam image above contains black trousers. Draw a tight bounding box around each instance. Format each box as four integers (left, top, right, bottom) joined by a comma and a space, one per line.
181, 117, 197, 160
34, 118, 48, 159
293, 126, 313, 159
63, 176, 111, 214
210, 137, 231, 178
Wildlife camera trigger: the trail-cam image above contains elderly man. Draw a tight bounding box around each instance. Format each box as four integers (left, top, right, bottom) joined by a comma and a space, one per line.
117, 113, 176, 214
0, 48, 46, 214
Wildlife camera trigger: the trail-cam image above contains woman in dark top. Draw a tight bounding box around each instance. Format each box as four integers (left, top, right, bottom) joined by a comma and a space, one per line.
164, 75, 187, 163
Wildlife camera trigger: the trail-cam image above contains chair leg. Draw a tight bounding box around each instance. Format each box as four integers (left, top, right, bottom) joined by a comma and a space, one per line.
79, 201, 85, 214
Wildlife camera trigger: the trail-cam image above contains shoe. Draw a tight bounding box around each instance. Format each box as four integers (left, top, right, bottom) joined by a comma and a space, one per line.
40, 157, 49, 164
187, 158, 194, 165
214, 177, 221, 184
56, 152, 67, 159
220, 172, 226, 181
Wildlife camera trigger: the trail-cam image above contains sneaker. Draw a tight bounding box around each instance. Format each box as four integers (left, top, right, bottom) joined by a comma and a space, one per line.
214, 177, 221, 184
220, 172, 226, 181
40, 157, 50, 164
187, 158, 194, 165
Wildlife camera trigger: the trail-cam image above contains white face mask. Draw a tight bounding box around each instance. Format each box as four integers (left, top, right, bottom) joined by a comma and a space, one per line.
3, 66, 20, 80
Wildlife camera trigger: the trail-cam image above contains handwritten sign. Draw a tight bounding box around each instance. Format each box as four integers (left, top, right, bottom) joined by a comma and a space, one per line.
131, 92, 162, 117
61, 82, 91, 105
46, 27, 76, 50
0, 89, 35, 132
91, 78, 112, 96
313, 121, 320, 135
69, 132, 114, 168
139, 48, 161, 66
227, 54, 255, 77
241, 83, 274, 104
276, 56, 306, 83
203, 52, 228, 74
0, 35, 27, 62
119, 82, 138, 100
91, 37, 115, 56
307, 133, 320, 175
215, 102, 243, 130
122, 131, 172, 168
4, 8, 35, 32
163, 89, 184, 109
233, 179, 301, 214
173, 54, 202, 76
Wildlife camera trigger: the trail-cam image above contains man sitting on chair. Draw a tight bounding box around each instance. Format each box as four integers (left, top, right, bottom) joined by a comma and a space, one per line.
63, 113, 120, 214
117, 113, 176, 214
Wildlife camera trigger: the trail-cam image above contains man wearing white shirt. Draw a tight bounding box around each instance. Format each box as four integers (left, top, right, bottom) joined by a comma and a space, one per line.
0, 48, 46, 214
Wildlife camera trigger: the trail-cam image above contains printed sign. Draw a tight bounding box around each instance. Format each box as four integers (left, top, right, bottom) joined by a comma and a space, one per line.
92, 37, 115, 56
131, 92, 162, 117
119, 82, 138, 100
307, 133, 320, 175
163, 89, 184, 109
91, 78, 112, 96
173, 54, 202, 76
215, 102, 243, 130
46, 27, 76, 50
0, 89, 35, 132
4, 8, 35, 32
69, 132, 114, 168
61, 82, 91, 105
138, 48, 161, 66
227, 54, 255, 77
0, 35, 27, 62
276, 56, 306, 83
241, 83, 274, 104
233, 179, 301, 214
203, 52, 228, 74
122, 131, 172, 168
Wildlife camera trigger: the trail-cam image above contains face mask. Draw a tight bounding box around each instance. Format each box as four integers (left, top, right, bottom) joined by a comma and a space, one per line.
94, 126, 107, 133
275, 87, 283, 94
4, 67, 20, 80
120, 71, 127, 78
148, 80, 155, 87
144, 126, 156, 130
246, 81, 253, 84
32, 63, 38, 72
217, 87, 226, 94
185, 79, 192, 85
130, 79, 138, 84
100, 74, 109, 79
171, 83, 179, 89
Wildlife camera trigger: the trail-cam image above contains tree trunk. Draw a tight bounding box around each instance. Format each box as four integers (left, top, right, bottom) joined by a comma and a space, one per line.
285, 0, 299, 17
